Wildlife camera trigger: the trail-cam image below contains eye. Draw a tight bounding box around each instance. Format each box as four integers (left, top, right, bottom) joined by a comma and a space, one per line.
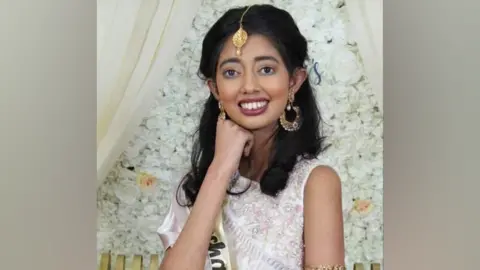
223, 69, 238, 78
259, 66, 275, 75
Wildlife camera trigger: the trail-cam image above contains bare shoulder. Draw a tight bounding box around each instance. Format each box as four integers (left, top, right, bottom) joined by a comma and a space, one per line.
304, 165, 342, 196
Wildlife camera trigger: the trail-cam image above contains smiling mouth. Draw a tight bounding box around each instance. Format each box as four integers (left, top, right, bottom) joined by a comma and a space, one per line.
239, 100, 268, 110
238, 100, 269, 116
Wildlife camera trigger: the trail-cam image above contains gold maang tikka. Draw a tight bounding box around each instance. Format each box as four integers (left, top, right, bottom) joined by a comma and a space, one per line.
232, 6, 252, 56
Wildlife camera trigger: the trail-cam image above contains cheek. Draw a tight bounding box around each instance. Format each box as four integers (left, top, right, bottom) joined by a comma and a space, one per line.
216, 80, 240, 103
259, 78, 289, 103
268, 88, 289, 113
266, 84, 288, 99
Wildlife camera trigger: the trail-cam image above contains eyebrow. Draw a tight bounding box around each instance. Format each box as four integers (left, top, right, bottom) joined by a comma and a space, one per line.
218, 55, 279, 68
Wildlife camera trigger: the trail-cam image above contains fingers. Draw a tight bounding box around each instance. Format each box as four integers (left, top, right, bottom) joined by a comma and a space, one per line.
216, 116, 225, 128
216, 118, 254, 157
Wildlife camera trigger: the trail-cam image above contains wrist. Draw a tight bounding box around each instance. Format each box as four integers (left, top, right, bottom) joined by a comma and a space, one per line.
209, 158, 238, 179
196, 164, 233, 204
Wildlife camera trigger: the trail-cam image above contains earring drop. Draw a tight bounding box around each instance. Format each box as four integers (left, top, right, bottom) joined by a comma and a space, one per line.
279, 89, 302, 131
218, 102, 226, 120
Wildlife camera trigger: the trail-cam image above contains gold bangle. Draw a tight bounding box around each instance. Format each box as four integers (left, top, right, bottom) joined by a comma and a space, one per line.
304, 265, 346, 270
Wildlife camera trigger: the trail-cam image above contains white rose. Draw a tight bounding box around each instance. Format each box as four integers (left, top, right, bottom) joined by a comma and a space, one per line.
328, 46, 363, 85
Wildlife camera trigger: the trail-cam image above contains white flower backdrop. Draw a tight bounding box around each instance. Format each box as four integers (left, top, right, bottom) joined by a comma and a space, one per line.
97, 0, 383, 268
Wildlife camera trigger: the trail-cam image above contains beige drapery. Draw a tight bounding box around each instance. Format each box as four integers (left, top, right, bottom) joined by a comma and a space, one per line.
345, 0, 383, 111
96, 0, 202, 185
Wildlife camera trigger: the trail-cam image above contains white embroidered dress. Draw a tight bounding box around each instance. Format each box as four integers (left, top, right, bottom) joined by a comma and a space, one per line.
157, 158, 326, 270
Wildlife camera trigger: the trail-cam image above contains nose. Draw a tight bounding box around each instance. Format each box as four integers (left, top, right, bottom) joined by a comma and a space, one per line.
242, 70, 260, 94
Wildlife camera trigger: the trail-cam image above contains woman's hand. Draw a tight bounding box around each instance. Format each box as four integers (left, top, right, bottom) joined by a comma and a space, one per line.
212, 118, 254, 176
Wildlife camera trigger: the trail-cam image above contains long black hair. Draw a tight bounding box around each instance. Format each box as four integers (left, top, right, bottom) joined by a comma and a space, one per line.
177, 4, 329, 206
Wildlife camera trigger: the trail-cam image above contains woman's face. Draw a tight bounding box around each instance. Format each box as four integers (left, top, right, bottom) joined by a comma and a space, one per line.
210, 34, 306, 131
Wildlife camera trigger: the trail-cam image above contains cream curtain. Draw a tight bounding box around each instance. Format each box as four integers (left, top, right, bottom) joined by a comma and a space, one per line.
96, 0, 203, 185
345, 0, 383, 111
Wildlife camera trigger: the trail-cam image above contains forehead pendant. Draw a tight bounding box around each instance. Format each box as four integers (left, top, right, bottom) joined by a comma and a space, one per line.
232, 6, 252, 56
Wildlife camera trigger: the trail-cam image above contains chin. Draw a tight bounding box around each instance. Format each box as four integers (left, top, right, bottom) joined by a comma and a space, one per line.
231, 116, 279, 131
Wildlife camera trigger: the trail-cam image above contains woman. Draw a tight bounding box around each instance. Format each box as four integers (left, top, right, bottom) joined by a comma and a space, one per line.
158, 4, 345, 270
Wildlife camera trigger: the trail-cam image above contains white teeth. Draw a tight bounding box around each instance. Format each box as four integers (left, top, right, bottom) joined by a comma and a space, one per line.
240, 101, 268, 110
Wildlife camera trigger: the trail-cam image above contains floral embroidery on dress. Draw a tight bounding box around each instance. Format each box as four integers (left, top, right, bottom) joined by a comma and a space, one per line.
222, 158, 327, 270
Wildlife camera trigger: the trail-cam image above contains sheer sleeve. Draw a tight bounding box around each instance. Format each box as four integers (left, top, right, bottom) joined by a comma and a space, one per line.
156, 186, 189, 250
156, 184, 213, 269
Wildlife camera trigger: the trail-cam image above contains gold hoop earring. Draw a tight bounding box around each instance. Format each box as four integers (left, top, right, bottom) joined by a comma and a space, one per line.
218, 102, 226, 120
280, 90, 302, 131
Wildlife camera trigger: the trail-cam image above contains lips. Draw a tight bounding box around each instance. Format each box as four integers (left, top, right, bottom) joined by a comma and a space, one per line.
238, 98, 269, 116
